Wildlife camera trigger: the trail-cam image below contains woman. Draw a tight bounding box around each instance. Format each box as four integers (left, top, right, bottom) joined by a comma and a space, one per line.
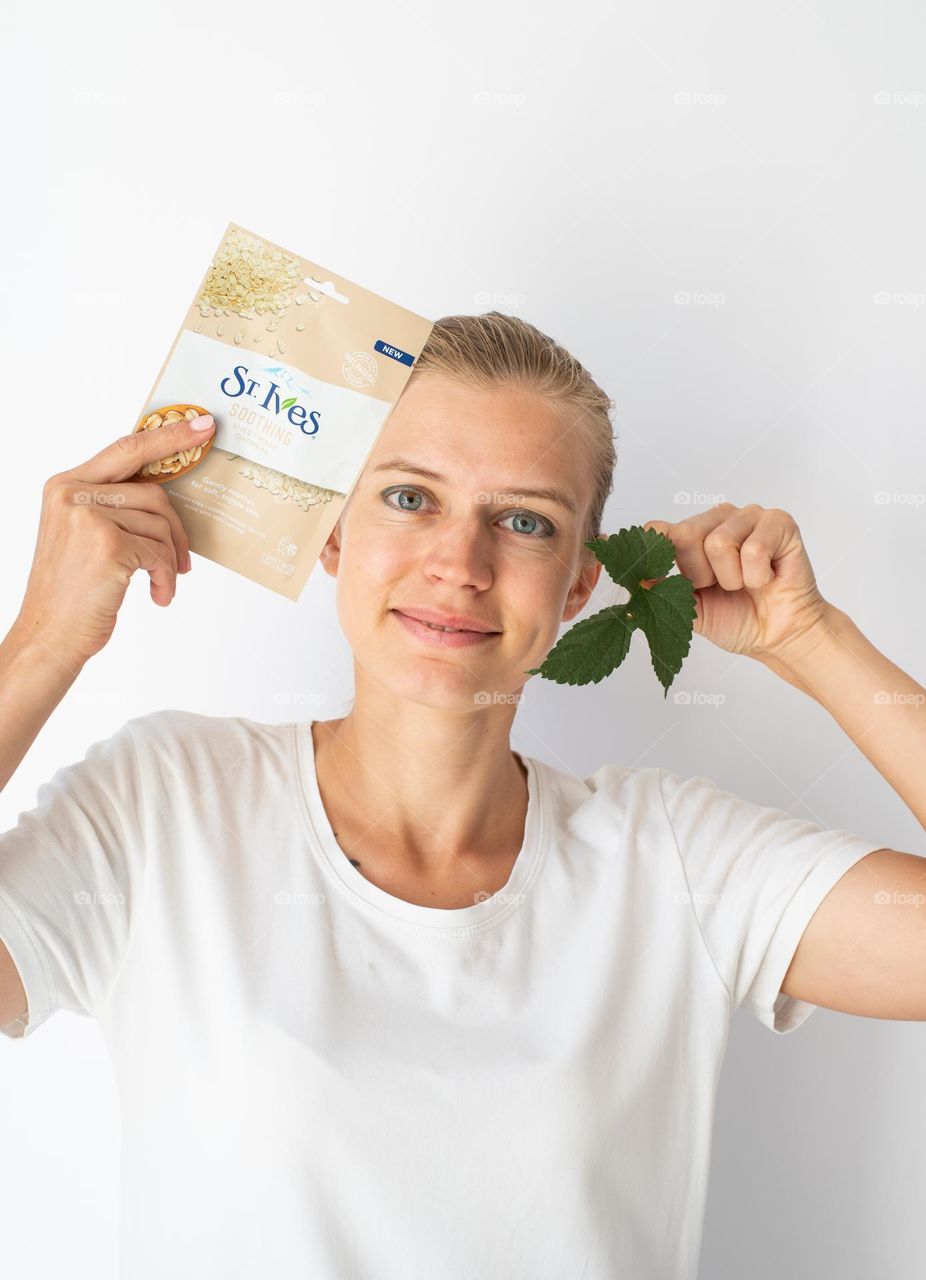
0, 313, 922, 1279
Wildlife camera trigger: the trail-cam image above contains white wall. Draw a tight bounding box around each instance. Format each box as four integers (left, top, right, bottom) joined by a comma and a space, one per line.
1, 1, 924, 1275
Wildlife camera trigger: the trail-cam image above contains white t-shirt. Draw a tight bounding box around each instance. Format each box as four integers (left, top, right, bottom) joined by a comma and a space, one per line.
0, 709, 883, 1279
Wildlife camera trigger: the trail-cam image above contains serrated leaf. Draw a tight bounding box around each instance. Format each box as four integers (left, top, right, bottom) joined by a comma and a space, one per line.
527, 524, 697, 696
524, 604, 637, 685
626, 574, 697, 698
281, 396, 297, 410
585, 525, 676, 592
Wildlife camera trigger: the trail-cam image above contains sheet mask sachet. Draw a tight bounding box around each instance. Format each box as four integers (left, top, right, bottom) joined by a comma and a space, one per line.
137, 222, 434, 599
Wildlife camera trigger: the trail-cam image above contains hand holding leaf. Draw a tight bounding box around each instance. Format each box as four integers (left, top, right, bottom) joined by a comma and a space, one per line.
641, 504, 829, 664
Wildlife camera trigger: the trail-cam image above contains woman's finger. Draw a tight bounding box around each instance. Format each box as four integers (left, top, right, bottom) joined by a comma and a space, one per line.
122, 531, 179, 607
723, 507, 785, 588
645, 504, 740, 588
68, 415, 216, 487
701, 505, 769, 590
103, 507, 179, 589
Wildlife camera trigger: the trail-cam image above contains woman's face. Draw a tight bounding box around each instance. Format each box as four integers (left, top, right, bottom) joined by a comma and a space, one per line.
320, 372, 603, 708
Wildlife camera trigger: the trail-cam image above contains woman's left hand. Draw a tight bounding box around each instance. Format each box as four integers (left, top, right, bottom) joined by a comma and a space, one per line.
641, 503, 832, 662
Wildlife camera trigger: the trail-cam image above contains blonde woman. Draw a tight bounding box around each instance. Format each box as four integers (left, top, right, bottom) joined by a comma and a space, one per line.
0, 313, 923, 1279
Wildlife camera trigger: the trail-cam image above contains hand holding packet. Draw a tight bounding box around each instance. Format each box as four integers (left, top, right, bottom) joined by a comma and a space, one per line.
136, 222, 434, 599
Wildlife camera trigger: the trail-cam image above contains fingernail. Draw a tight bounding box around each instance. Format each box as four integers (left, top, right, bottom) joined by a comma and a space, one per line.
181, 550, 192, 573
189, 414, 214, 431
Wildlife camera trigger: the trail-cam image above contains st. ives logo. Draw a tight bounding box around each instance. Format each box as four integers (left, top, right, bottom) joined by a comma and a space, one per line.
219, 364, 322, 436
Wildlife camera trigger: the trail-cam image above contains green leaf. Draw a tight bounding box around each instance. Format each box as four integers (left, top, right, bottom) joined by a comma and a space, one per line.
525, 524, 697, 696
585, 526, 676, 592
627, 573, 697, 698
281, 396, 297, 410
524, 604, 637, 685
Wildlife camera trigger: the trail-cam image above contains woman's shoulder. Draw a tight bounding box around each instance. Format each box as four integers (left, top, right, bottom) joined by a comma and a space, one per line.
527, 754, 675, 831
530, 754, 670, 800
112, 707, 298, 764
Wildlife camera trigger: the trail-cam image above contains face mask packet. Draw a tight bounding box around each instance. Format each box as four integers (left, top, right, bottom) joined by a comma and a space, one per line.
137, 221, 434, 599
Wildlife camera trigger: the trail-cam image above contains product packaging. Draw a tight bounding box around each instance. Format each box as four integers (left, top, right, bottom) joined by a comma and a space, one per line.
136, 222, 434, 599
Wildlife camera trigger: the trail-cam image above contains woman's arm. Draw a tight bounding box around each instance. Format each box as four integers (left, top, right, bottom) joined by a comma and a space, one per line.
0, 415, 207, 795
642, 502, 926, 1018
0, 621, 84, 794
759, 602, 926, 830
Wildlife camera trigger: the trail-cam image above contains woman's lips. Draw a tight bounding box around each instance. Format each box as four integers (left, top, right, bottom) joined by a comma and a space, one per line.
391, 610, 502, 648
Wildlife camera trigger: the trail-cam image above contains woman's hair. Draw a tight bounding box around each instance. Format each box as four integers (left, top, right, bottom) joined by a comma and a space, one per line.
404, 312, 617, 547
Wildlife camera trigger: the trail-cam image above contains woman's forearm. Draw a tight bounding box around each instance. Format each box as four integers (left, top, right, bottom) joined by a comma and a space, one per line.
0, 621, 84, 793
758, 603, 926, 832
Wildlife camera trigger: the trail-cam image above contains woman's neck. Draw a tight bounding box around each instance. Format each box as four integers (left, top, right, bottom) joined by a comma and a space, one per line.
310, 708, 528, 882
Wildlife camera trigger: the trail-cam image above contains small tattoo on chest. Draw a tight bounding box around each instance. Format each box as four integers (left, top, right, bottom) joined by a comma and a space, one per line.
332, 830, 361, 869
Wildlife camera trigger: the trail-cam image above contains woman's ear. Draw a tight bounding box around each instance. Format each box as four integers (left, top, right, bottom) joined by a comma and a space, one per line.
562, 549, 602, 623
319, 515, 343, 578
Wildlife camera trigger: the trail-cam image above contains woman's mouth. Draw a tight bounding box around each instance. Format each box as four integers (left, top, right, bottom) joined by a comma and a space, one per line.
390, 610, 502, 648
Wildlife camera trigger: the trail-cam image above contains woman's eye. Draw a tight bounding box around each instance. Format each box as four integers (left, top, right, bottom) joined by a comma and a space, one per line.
496, 511, 555, 538
381, 487, 555, 538
383, 486, 428, 513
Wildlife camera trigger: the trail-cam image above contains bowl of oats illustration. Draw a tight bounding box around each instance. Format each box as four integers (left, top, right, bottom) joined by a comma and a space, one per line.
129, 404, 214, 483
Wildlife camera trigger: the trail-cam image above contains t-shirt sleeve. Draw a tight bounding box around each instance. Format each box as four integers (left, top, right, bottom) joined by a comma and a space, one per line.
0, 717, 149, 1040
657, 767, 886, 1035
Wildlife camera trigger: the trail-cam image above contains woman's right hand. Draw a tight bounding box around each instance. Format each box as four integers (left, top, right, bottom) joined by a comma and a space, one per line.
13, 414, 217, 669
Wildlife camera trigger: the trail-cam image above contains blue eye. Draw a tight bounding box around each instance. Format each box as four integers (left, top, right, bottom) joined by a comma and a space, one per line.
385, 487, 426, 512
381, 486, 555, 538
497, 511, 553, 538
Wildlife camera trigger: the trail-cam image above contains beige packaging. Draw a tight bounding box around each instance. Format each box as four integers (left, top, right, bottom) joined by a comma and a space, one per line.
137, 222, 434, 599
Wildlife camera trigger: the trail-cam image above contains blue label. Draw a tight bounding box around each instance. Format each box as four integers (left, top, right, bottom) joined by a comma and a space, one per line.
374, 339, 416, 366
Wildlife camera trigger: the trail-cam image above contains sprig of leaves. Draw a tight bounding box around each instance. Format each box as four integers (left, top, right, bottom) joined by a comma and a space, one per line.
524, 525, 697, 698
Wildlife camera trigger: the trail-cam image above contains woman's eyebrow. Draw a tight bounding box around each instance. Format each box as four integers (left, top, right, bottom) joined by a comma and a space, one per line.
369, 456, 577, 516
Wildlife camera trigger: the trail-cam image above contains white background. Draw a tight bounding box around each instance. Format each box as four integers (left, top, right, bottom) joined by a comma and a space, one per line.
1, 1, 924, 1276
